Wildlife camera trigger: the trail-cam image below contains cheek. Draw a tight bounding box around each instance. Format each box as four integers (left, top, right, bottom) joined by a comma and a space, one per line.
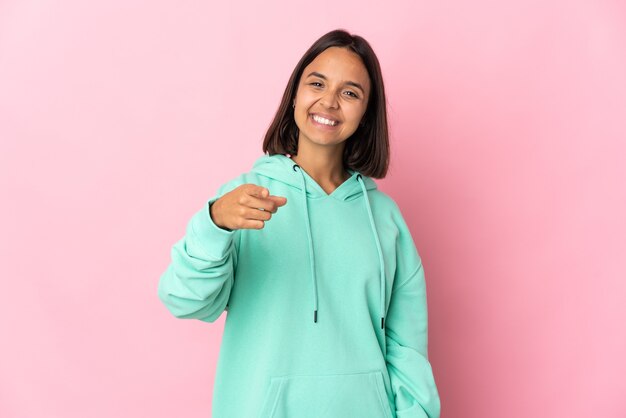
295, 95, 317, 119
345, 105, 367, 124
294, 106, 312, 129
296, 90, 316, 107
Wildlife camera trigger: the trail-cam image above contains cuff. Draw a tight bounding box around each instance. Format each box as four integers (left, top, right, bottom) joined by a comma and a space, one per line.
190, 196, 237, 259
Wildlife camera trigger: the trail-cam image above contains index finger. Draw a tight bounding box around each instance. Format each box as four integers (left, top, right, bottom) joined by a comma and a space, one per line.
245, 184, 269, 199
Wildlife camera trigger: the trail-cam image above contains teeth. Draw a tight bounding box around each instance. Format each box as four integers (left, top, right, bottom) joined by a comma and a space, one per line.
312, 114, 337, 126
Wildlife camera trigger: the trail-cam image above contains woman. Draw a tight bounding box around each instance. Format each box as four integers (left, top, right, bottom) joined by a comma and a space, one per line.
158, 29, 441, 418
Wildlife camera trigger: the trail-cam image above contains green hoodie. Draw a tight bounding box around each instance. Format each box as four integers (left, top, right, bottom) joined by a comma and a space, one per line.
158, 153, 441, 418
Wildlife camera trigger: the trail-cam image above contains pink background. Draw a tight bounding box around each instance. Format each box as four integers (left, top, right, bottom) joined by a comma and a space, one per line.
1, 1, 625, 417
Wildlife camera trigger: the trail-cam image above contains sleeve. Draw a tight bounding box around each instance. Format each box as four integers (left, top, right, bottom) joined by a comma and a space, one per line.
385, 206, 441, 418
157, 173, 247, 323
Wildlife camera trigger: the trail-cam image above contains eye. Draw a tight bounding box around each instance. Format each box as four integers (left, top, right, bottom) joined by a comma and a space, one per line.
309, 82, 323, 87
344, 91, 359, 99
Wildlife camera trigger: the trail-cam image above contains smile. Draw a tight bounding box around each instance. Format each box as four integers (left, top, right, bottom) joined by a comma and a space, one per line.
310, 114, 339, 127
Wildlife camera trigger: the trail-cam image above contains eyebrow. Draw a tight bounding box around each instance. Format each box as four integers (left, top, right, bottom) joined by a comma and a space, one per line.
305, 71, 365, 95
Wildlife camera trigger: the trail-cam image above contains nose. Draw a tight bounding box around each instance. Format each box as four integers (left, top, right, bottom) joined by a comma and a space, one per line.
320, 90, 339, 109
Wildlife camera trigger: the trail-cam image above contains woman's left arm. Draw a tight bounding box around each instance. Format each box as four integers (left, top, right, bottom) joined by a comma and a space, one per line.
385, 262, 441, 418
384, 203, 441, 418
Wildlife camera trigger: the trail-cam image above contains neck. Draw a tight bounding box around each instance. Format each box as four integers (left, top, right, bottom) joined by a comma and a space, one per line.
290, 142, 350, 187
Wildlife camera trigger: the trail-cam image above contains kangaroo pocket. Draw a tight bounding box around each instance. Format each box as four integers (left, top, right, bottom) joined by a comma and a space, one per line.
258, 370, 393, 418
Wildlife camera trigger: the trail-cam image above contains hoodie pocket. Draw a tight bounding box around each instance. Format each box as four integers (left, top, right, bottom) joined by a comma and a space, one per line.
258, 370, 393, 418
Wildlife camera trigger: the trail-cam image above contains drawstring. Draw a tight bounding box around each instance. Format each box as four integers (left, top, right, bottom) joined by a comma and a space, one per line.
356, 173, 386, 330
291, 163, 386, 329
292, 163, 319, 323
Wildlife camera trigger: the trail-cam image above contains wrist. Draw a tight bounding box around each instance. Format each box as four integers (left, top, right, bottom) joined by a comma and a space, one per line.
209, 200, 232, 232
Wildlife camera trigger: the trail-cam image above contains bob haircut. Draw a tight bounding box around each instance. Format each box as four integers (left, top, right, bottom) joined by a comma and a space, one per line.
262, 29, 389, 179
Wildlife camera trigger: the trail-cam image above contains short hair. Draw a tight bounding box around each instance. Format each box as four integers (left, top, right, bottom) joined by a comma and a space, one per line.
262, 29, 390, 179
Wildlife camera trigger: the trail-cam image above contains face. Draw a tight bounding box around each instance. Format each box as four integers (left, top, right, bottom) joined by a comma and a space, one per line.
293, 46, 371, 149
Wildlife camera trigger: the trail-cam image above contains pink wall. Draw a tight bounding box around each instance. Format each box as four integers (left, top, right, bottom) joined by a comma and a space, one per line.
1, 1, 625, 417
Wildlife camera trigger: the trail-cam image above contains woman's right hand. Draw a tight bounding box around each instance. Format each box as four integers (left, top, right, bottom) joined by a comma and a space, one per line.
209, 184, 288, 231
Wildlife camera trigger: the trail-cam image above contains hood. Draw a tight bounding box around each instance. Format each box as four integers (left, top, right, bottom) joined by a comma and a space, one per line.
250, 154, 387, 329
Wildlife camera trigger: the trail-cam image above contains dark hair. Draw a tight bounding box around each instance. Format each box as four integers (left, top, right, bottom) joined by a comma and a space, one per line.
262, 29, 389, 179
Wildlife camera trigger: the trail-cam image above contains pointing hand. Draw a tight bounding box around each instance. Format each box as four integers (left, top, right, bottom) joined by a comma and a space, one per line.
209, 184, 287, 231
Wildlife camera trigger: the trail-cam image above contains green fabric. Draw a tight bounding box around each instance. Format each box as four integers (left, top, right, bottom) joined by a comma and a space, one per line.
158, 153, 441, 418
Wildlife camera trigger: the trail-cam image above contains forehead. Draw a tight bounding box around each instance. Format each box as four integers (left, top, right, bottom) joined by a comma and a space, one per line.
303, 47, 370, 88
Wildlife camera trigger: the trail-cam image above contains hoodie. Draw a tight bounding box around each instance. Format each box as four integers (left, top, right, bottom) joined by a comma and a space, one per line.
158, 153, 441, 418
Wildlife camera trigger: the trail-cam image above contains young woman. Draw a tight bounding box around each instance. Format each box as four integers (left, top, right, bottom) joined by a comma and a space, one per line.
158, 29, 441, 418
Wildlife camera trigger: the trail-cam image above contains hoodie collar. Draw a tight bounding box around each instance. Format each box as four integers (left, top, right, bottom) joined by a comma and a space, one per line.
251, 154, 378, 201
250, 153, 386, 330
